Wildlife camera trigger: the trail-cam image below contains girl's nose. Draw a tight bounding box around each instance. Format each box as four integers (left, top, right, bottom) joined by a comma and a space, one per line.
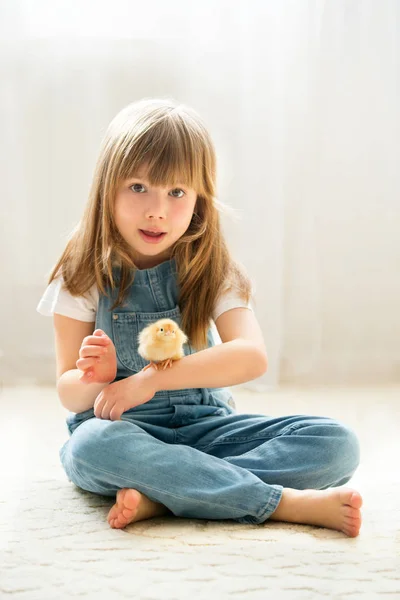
145, 192, 168, 219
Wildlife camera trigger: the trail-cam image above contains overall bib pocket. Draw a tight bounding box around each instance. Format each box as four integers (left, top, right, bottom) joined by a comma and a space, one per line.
112, 305, 194, 373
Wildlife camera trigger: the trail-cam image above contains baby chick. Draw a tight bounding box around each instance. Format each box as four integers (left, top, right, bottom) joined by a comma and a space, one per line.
138, 318, 188, 372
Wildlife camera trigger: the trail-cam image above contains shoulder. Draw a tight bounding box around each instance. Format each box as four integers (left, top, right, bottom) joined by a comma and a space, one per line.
212, 287, 254, 322
213, 290, 266, 356
36, 275, 99, 322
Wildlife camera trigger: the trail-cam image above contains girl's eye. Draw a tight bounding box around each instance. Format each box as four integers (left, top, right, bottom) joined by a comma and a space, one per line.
130, 184, 185, 198
170, 188, 185, 198
131, 183, 146, 193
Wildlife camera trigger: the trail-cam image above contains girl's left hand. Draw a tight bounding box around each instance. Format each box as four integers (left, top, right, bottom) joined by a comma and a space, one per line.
93, 372, 156, 421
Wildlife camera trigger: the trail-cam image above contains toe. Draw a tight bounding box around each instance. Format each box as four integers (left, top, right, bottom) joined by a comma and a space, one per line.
123, 489, 141, 509
343, 505, 360, 518
340, 488, 363, 509
344, 515, 361, 525
107, 507, 116, 520
350, 491, 363, 509
117, 488, 127, 501
107, 489, 141, 529
342, 514, 362, 537
343, 526, 359, 538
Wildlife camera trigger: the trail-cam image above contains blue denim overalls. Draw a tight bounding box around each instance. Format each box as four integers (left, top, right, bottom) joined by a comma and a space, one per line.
59, 258, 360, 524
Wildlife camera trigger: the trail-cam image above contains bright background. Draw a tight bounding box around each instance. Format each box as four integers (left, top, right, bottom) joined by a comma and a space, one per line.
1, 0, 399, 388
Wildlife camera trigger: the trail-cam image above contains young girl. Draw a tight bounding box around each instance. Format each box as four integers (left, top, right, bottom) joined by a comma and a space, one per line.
37, 98, 362, 536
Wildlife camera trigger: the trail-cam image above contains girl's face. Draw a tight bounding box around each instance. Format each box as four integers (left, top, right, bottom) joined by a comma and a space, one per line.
114, 165, 198, 269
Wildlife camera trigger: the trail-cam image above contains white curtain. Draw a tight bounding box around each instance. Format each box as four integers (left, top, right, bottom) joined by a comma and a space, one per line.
1, 0, 399, 387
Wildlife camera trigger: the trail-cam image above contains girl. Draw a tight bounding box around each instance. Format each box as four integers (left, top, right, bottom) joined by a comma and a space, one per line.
37, 98, 362, 536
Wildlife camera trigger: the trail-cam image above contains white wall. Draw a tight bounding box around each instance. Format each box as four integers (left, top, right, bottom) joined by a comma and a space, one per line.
0, 0, 399, 387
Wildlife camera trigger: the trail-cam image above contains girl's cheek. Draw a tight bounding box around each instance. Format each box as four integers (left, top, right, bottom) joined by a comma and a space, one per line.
172, 202, 195, 222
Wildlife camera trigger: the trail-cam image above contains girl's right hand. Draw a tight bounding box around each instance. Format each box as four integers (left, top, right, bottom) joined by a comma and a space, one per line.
76, 329, 118, 384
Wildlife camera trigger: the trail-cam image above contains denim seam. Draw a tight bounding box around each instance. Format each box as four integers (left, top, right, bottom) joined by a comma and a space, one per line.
198, 423, 309, 451
147, 277, 156, 308
282, 421, 352, 439
280, 423, 304, 435
70, 455, 263, 518
196, 435, 276, 453
256, 484, 283, 521
133, 273, 177, 286
68, 461, 114, 495
235, 483, 283, 525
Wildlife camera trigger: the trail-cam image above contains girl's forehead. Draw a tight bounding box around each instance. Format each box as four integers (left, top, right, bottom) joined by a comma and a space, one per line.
121, 159, 198, 190
124, 169, 191, 188
131, 165, 148, 179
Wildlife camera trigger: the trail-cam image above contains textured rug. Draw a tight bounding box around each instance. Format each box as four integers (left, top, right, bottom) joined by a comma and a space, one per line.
1, 385, 399, 599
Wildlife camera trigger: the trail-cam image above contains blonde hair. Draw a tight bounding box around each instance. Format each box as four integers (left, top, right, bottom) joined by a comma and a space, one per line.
48, 98, 252, 350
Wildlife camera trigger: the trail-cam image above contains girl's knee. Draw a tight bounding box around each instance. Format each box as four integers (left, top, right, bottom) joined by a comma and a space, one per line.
61, 419, 131, 473
60, 420, 134, 494
322, 420, 360, 484
312, 418, 360, 468
336, 422, 360, 472
297, 418, 361, 481
318, 420, 360, 488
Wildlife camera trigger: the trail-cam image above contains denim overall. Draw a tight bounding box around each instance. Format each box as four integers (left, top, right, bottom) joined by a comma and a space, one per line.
59, 258, 360, 524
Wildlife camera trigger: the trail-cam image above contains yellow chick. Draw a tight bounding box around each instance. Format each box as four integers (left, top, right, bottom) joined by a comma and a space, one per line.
138, 318, 188, 372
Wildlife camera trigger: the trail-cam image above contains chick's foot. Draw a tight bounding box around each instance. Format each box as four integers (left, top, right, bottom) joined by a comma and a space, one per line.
159, 359, 173, 370
142, 361, 159, 372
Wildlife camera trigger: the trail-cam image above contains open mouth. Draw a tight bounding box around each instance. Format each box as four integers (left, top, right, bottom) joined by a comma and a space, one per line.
139, 230, 167, 243
141, 230, 164, 237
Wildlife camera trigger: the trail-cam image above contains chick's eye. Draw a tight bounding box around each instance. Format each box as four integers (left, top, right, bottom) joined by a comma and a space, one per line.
160, 328, 163, 332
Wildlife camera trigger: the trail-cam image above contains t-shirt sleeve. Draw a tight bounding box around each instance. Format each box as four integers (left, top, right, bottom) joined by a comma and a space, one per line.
36, 277, 252, 323
212, 288, 254, 322
36, 277, 98, 322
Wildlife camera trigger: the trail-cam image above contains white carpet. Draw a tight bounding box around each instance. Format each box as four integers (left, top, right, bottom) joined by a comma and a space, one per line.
1, 385, 399, 599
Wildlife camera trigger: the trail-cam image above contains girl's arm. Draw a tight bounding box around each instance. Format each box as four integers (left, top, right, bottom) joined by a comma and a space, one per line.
54, 315, 111, 413
57, 369, 109, 413
139, 308, 268, 393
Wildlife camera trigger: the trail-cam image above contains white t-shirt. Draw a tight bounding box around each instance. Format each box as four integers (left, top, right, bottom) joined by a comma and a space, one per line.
36, 276, 253, 323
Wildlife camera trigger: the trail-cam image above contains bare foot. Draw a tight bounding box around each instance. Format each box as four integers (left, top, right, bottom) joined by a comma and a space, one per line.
107, 488, 170, 529
269, 486, 363, 537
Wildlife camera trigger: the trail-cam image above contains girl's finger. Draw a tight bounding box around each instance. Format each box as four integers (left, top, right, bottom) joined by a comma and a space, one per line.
78, 369, 93, 383
93, 330, 109, 342
76, 357, 98, 370
94, 394, 106, 418
86, 337, 109, 348
100, 402, 110, 420
80, 345, 107, 358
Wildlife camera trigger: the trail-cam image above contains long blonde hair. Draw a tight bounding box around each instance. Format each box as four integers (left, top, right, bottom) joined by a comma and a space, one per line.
48, 98, 252, 350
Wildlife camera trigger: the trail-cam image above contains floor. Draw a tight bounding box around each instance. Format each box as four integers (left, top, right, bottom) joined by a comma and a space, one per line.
0, 385, 399, 599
